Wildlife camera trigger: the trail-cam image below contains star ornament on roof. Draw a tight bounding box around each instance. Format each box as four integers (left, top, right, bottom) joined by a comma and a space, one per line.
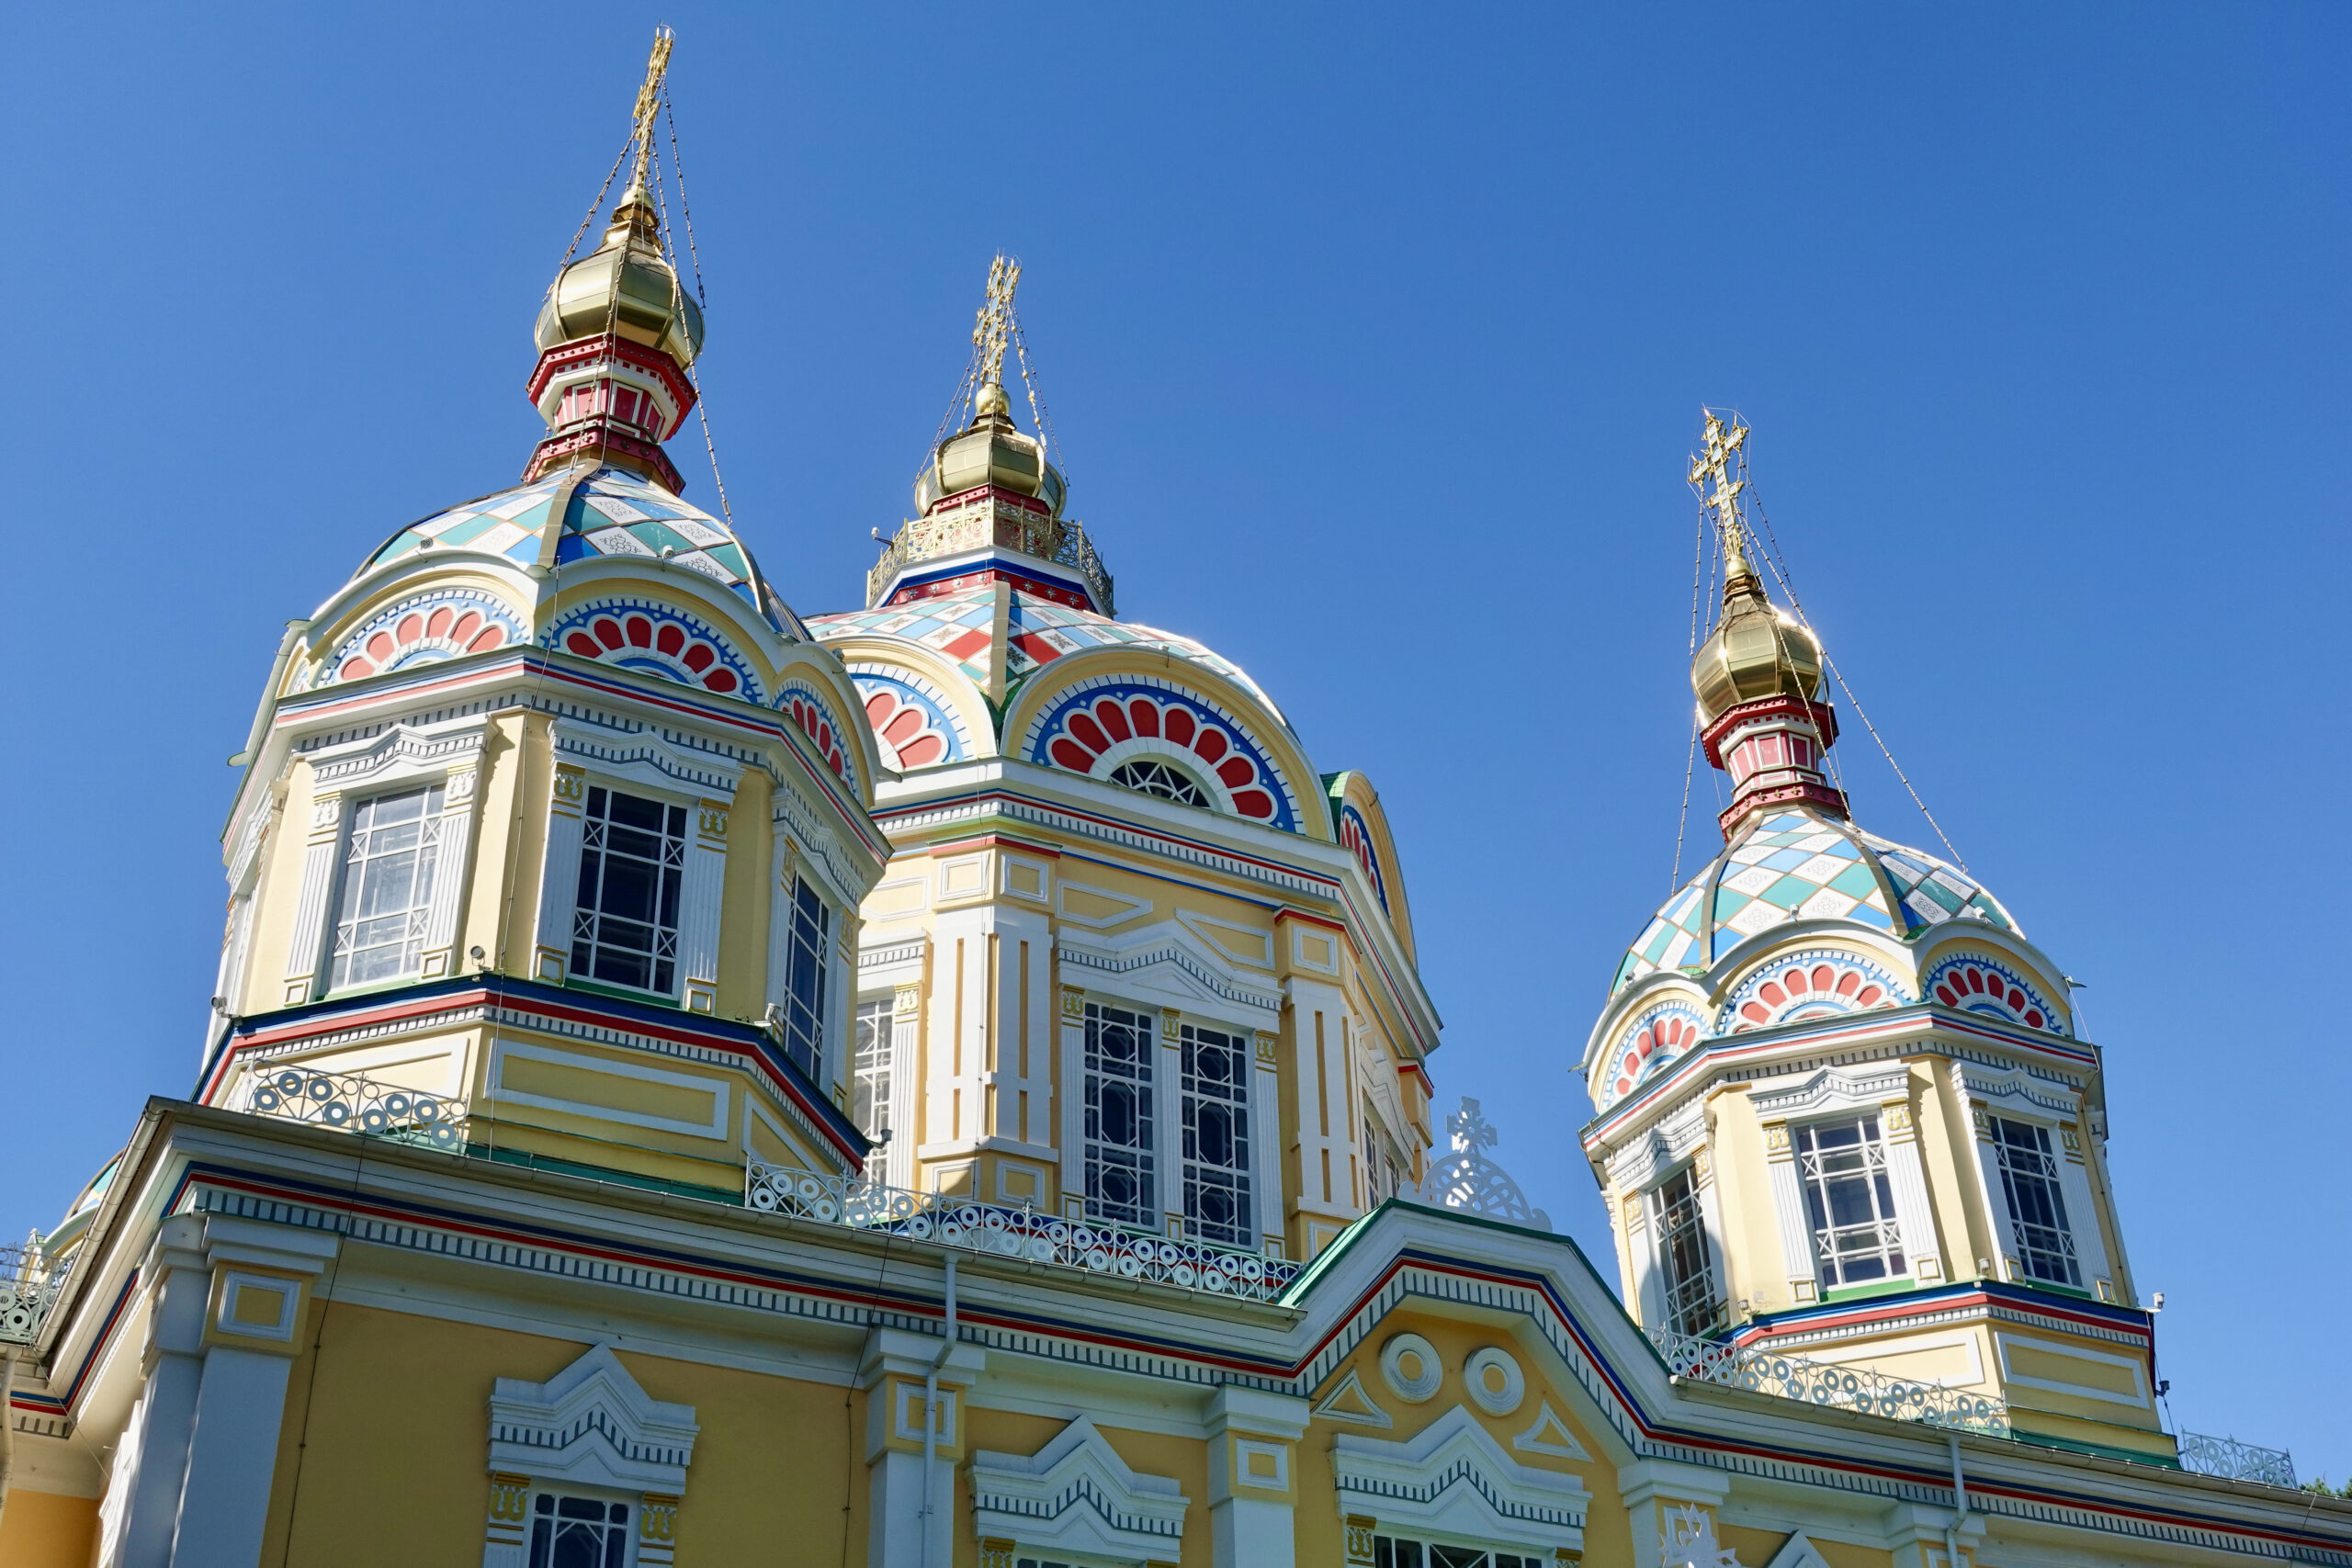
1408, 1097, 1551, 1231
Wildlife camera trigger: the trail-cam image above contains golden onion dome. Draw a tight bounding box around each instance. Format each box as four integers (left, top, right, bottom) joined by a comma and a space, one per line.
1690, 534, 1824, 723
914, 380, 1068, 517
534, 179, 704, 367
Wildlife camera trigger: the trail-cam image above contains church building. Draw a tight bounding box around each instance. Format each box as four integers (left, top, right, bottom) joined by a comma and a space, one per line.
2, 34, 2341, 1568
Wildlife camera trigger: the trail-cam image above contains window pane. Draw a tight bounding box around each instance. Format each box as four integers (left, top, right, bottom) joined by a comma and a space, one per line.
854, 997, 893, 1151
778, 877, 831, 1080
328, 784, 444, 989
1083, 1003, 1156, 1225
1181, 1023, 1252, 1245
1652, 1168, 1722, 1336
571, 786, 687, 996
1797, 1116, 1905, 1290
1993, 1118, 2081, 1285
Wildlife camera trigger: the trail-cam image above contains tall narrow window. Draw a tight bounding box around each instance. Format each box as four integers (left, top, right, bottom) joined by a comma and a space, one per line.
1991, 1117, 2081, 1286
1650, 1167, 1722, 1337
777, 876, 831, 1079
328, 784, 444, 989
853, 997, 893, 1152
1796, 1115, 1906, 1289
1179, 1021, 1252, 1245
527, 1494, 630, 1568
1083, 1002, 1156, 1227
1363, 1110, 1404, 1206
571, 786, 685, 995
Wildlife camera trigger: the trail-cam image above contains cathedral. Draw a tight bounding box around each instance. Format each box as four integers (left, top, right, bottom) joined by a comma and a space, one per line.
2, 35, 2342, 1568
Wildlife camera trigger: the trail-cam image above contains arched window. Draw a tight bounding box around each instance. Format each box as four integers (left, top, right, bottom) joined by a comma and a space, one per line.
1108, 758, 1210, 808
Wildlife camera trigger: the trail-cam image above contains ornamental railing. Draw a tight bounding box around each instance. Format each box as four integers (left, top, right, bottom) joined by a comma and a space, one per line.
2, 1238, 71, 1346
240, 1066, 468, 1151
1648, 1327, 2012, 1437
745, 1159, 1295, 1302
2178, 1430, 2297, 1487
865, 504, 1114, 615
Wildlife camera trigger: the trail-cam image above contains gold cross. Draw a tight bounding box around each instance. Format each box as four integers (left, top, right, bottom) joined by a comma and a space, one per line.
630, 27, 677, 187
1689, 409, 1754, 566
971, 254, 1021, 388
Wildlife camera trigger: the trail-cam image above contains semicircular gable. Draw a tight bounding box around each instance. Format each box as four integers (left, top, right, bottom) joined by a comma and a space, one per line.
1023, 678, 1301, 831
1717, 946, 1911, 1034
775, 675, 863, 792
1594, 996, 1710, 1113
546, 594, 763, 703
1922, 949, 2068, 1034
1327, 773, 1418, 960
310, 584, 527, 689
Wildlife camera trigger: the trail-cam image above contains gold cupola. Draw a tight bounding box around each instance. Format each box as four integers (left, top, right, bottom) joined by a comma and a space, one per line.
913, 257, 1067, 518
1690, 525, 1825, 724
520, 29, 704, 492
533, 175, 705, 370
1687, 412, 1846, 834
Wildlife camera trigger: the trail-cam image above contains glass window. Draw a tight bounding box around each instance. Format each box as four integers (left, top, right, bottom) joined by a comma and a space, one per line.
853, 997, 893, 1148
1991, 1117, 2081, 1286
1364, 1109, 1406, 1206
1650, 1166, 1722, 1337
1180, 1021, 1253, 1245
328, 784, 445, 989
778, 876, 831, 1080
1107, 758, 1211, 808
1796, 1115, 1906, 1290
1373, 1533, 1539, 1568
528, 1493, 630, 1568
1083, 1002, 1156, 1227
571, 787, 686, 995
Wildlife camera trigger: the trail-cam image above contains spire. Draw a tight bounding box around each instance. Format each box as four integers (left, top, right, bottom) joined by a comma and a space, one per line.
522, 29, 703, 491
1686, 410, 1846, 836
866, 259, 1113, 615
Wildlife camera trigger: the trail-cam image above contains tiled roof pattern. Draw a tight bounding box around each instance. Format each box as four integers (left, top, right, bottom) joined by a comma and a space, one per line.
363, 467, 796, 635
1611, 807, 2016, 997
808, 585, 1285, 721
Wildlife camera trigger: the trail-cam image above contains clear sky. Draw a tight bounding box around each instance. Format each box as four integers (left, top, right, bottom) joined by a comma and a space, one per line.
6, 2, 2344, 1480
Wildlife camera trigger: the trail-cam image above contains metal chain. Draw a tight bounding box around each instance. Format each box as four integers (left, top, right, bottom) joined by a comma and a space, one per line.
557, 133, 636, 275
647, 141, 737, 531
1012, 319, 1064, 474
1744, 480, 1973, 874
662, 87, 708, 309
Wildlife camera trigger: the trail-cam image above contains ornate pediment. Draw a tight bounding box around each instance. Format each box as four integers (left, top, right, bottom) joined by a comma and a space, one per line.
486, 1343, 698, 1494
1331, 1405, 1587, 1554
967, 1415, 1191, 1562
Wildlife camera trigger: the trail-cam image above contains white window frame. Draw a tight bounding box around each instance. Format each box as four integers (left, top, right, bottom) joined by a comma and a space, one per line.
1176, 1019, 1255, 1246
1648, 1162, 1723, 1337
1792, 1112, 1908, 1292
569, 784, 693, 1000
851, 994, 894, 1162
522, 1483, 639, 1568
771, 872, 832, 1082
1987, 1114, 2081, 1288
325, 781, 449, 992
1080, 998, 1159, 1229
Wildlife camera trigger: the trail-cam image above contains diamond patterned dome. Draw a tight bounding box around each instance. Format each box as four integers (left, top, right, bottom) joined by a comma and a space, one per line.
1611, 807, 2015, 996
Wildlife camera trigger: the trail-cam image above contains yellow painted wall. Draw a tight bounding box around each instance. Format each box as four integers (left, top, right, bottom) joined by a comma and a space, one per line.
256, 1298, 867, 1568
1720, 1521, 1891, 1568
716, 770, 774, 1021
0, 1486, 98, 1568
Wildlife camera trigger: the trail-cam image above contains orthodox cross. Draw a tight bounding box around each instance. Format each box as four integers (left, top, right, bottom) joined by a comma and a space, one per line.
972, 254, 1022, 389
629, 27, 677, 186
1447, 1097, 1499, 1153
1689, 409, 1752, 554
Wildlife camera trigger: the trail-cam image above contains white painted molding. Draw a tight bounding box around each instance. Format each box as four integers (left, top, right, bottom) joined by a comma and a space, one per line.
305, 716, 492, 794
1762, 1531, 1835, 1568
1747, 1065, 1911, 1121
1310, 1366, 1393, 1429
487, 1343, 698, 1494
1464, 1348, 1525, 1417
1330, 1405, 1588, 1553
1511, 1401, 1592, 1461
967, 1414, 1190, 1562
1378, 1333, 1442, 1404
1054, 919, 1283, 1028
549, 716, 745, 798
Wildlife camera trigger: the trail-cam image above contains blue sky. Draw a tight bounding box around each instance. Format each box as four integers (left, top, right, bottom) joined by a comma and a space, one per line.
6, 3, 2345, 1478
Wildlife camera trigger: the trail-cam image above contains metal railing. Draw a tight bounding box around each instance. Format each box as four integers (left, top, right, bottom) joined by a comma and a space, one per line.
865, 504, 1114, 615
2178, 1431, 2297, 1487
2, 1238, 70, 1346
241, 1066, 467, 1151
746, 1159, 1295, 1302
1648, 1326, 2012, 1437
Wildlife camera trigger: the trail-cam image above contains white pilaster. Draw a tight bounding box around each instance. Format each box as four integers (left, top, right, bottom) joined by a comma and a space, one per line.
676, 797, 729, 1012
279, 790, 345, 1005
1879, 1100, 1944, 1284
2055, 1120, 2113, 1295
168, 1347, 299, 1568
418, 763, 481, 979
1157, 1006, 1183, 1235
533, 764, 587, 984
1251, 1032, 1283, 1255
100, 1220, 211, 1568
1761, 1121, 1820, 1303
1205, 1386, 1308, 1568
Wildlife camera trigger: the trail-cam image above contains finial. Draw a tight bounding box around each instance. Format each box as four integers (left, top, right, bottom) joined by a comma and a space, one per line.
630, 27, 676, 191
971, 254, 1021, 417
1690, 409, 1763, 606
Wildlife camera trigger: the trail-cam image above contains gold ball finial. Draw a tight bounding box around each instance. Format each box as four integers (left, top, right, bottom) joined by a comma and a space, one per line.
975, 381, 1011, 420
